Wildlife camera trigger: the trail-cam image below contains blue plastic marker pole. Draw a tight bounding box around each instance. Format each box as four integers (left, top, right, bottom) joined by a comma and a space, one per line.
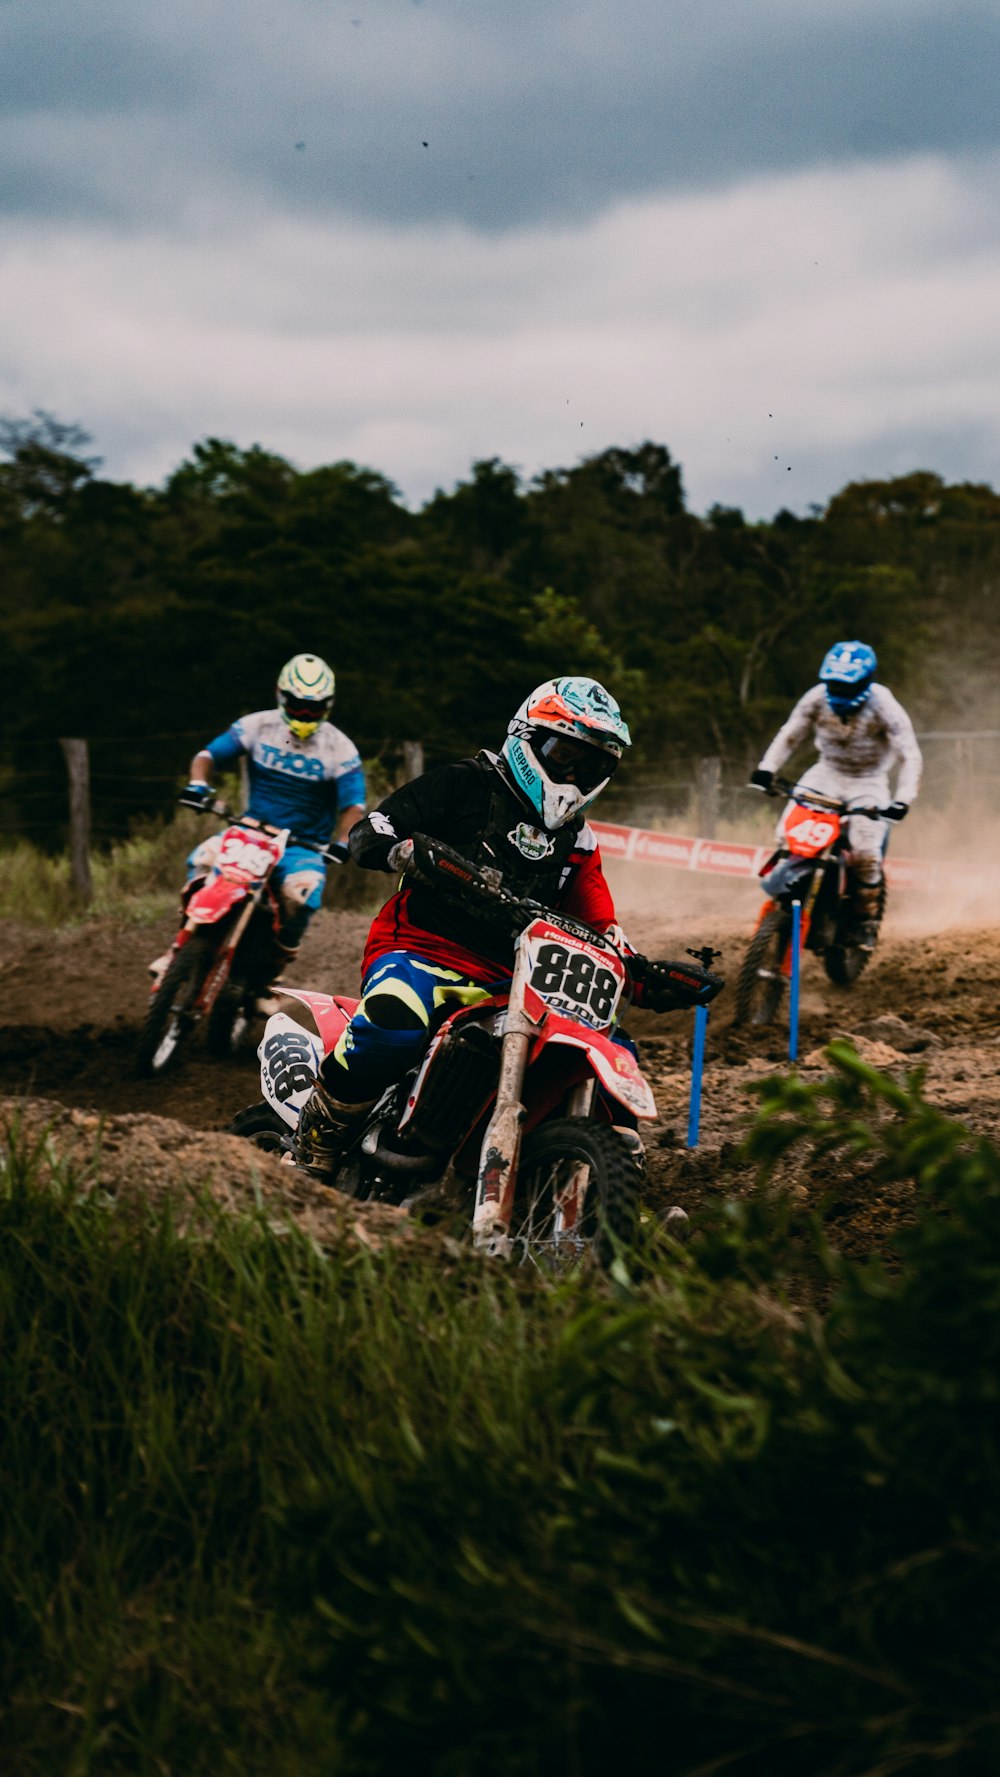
686, 1004, 710, 1148
789, 899, 802, 1063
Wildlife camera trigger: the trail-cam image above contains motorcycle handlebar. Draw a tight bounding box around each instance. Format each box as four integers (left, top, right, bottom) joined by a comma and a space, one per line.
768, 777, 892, 820
408, 835, 621, 952
189, 801, 345, 860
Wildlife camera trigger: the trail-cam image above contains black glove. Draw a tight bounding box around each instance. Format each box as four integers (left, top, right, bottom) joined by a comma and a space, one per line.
749, 768, 774, 794
178, 781, 213, 811
324, 840, 350, 864
630, 955, 725, 1012
884, 801, 909, 823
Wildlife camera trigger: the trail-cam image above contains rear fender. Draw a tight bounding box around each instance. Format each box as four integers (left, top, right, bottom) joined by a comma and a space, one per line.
275, 986, 358, 1057
529, 1013, 656, 1121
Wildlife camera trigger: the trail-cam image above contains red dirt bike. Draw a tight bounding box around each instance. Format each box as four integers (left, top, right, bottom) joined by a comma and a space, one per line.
230, 836, 723, 1266
136, 803, 339, 1078
733, 775, 894, 1026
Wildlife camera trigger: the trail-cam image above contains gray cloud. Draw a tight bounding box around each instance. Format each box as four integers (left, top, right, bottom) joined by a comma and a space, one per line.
1, 1, 999, 230
3, 151, 998, 520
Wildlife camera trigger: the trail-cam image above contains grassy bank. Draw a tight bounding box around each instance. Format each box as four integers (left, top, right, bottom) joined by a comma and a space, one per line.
0, 807, 385, 927
3, 1052, 999, 1776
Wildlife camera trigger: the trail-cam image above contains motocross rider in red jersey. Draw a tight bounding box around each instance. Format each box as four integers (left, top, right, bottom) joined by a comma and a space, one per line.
294, 676, 719, 1182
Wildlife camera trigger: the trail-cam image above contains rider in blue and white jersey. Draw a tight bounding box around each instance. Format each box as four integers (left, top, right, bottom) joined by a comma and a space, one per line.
175, 654, 366, 995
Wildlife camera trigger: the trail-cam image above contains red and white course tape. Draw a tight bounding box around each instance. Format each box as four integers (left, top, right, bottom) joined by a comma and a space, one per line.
590, 820, 987, 894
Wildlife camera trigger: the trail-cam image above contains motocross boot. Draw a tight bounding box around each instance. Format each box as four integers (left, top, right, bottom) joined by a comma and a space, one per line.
613, 1126, 646, 1174
849, 877, 885, 950
292, 1081, 376, 1185
613, 1127, 690, 1240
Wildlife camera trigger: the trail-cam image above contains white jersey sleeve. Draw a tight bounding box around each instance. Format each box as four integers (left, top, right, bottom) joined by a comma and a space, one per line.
876, 687, 923, 804
758, 686, 826, 776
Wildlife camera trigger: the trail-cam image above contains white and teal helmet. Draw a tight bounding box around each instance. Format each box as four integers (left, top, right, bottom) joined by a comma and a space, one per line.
501, 677, 631, 830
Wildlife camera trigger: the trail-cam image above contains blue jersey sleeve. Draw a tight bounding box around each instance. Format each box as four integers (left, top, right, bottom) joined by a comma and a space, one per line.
335, 761, 366, 810
206, 724, 247, 767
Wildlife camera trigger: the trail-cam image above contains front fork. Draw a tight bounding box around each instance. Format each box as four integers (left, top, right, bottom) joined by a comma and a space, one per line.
472, 1016, 531, 1255
188, 889, 264, 1019
472, 1038, 598, 1255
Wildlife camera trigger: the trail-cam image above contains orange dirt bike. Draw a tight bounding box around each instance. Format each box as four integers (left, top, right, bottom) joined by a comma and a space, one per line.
733, 775, 895, 1027
136, 803, 341, 1078
230, 836, 723, 1267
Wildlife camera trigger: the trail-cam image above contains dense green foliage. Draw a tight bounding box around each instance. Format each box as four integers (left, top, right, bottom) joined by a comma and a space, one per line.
3, 1048, 999, 1775
3, 412, 1000, 843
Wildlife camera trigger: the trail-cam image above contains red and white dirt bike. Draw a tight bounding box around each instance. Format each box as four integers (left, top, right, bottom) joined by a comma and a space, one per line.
733, 775, 894, 1026
137, 804, 337, 1078
231, 837, 723, 1267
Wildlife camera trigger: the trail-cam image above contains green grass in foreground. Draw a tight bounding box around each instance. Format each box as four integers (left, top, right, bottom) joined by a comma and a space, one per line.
2, 1048, 1000, 1776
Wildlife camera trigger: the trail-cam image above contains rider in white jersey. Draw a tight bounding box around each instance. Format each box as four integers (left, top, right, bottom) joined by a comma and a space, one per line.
750, 641, 922, 940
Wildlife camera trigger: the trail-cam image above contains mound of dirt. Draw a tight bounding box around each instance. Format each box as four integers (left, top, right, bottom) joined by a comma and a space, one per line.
0, 1096, 411, 1251
3, 897, 1000, 1270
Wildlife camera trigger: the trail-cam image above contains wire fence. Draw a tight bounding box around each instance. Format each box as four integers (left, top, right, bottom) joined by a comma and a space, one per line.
4, 729, 1000, 898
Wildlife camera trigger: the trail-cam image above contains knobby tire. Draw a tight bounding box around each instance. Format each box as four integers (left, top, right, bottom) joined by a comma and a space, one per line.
513, 1119, 641, 1271
824, 943, 872, 987
227, 1100, 290, 1153
207, 990, 249, 1059
135, 939, 211, 1077
733, 907, 791, 1027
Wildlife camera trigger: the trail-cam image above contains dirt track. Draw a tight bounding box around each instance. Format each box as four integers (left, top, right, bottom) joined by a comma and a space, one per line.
2, 868, 998, 1258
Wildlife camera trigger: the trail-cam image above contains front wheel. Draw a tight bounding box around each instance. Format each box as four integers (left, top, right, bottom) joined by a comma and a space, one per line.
732, 908, 791, 1027
511, 1119, 641, 1271
135, 938, 212, 1077
207, 990, 252, 1059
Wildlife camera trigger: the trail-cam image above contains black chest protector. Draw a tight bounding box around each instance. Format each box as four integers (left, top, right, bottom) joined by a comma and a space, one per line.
463, 753, 583, 905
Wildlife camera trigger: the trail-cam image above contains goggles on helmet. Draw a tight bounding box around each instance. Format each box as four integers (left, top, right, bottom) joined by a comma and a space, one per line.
280, 693, 332, 724
536, 731, 619, 793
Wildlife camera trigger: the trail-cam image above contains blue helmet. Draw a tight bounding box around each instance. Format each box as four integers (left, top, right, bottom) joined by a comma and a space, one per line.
818, 641, 877, 715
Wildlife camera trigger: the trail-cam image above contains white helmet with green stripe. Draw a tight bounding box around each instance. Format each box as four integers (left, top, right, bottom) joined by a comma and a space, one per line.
276, 654, 335, 740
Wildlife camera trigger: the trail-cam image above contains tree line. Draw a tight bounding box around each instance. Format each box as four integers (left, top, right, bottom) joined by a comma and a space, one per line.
3, 412, 999, 843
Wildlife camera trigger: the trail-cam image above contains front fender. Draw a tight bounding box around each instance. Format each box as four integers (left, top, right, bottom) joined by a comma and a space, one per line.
760, 854, 818, 902
532, 1015, 657, 1121
186, 877, 248, 925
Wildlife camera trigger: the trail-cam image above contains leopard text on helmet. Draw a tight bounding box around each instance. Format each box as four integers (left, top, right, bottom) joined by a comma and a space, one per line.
276, 653, 335, 740
501, 677, 631, 830
819, 641, 877, 716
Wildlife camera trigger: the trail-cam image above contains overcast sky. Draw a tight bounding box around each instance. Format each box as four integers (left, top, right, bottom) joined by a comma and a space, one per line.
2, 0, 999, 516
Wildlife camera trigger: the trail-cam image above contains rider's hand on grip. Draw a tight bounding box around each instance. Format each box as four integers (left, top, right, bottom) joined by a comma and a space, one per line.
749, 768, 774, 794
325, 840, 350, 864
178, 782, 213, 811
387, 837, 418, 876
633, 955, 725, 1012
884, 801, 909, 822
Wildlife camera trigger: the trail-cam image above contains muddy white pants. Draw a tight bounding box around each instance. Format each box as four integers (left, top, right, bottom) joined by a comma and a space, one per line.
779, 763, 890, 884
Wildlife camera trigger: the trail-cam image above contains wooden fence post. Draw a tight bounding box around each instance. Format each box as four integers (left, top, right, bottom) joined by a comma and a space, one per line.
59, 738, 93, 903
401, 741, 425, 783
694, 755, 721, 838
